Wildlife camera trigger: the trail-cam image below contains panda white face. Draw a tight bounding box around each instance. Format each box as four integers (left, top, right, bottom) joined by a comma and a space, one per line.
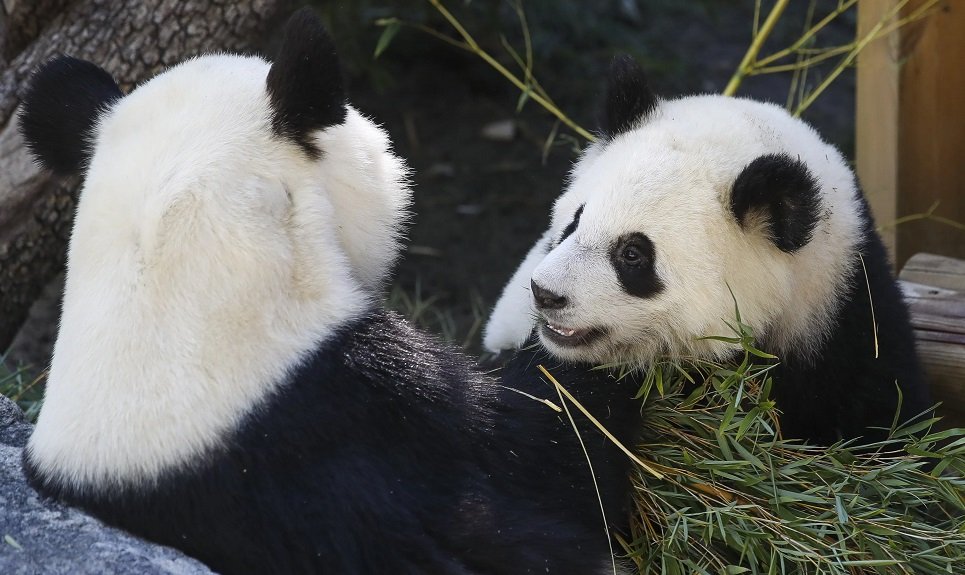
507, 57, 863, 366
21, 13, 410, 485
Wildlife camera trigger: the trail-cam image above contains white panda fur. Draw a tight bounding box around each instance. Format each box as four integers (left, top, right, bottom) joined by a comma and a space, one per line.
19, 10, 641, 575
485, 56, 928, 444
483, 229, 552, 351
532, 95, 862, 364
28, 57, 405, 488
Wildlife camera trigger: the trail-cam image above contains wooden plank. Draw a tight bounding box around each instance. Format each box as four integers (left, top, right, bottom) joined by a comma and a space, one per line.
856, 0, 900, 262
915, 339, 965, 427
897, 256, 965, 428
914, 330, 965, 345
900, 281, 965, 333
899, 252, 965, 291
896, 1, 965, 266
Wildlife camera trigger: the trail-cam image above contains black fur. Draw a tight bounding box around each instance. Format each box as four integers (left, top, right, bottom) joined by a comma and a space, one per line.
760, 193, 929, 444
558, 204, 585, 245
532, 279, 568, 310
731, 153, 822, 253
18, 56, 123, 175
610, 232, 663, 298
602, 54, 657, 140
26, 310, 641, 574
267, 8, 347, 158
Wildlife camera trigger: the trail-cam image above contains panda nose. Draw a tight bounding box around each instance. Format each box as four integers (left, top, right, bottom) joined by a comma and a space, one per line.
531, 280, 568, 310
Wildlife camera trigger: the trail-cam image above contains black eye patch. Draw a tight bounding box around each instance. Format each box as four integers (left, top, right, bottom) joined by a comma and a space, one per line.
557, 204, 585, 245
609, 232, 663, 298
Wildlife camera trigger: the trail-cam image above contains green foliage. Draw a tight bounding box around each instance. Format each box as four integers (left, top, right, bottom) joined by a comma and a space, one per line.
621, 349, 965, 574
0, 355, 43, 422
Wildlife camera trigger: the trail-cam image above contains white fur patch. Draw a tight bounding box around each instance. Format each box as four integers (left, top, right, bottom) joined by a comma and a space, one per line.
482, 230, 549, 351
482, 147, 600, 352
487, 95, 862, 366
27, 54, 411, 488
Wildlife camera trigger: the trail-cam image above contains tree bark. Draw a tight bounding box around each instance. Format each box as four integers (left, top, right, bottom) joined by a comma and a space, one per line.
0, 0, 290, 352
0, 0, 74, 67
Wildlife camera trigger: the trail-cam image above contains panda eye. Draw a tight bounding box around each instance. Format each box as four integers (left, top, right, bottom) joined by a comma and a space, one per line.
621, 244, 643, 265
611, 232, 663, 298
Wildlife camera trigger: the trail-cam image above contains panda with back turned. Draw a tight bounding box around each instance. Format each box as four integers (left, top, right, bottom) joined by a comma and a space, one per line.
19, 10, 642, 575
485, 55, 929, 445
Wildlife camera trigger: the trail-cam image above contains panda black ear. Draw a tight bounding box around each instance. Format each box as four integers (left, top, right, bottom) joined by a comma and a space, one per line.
730, 153, 821, 253
267, 8, 347, 159
18, 56, 123, 175
601, 54, 657, 139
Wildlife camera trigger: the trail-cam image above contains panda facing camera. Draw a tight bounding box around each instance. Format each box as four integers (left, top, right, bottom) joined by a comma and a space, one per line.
485, 55, 929, 445
19, 10, 642, 575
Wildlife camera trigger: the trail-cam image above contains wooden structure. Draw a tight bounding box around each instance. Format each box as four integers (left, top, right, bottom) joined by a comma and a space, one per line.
900, 253, 965, 427
856, 0, 965, 267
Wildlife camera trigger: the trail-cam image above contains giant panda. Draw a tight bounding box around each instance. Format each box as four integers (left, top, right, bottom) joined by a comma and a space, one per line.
484, 55, 929, 445
19, 11, 642, 575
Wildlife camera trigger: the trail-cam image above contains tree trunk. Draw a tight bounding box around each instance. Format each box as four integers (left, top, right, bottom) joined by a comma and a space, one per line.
0, 0, 290, 352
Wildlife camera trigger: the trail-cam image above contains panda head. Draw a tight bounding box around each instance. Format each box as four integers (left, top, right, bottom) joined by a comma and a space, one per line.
493, 55, 863, 366
19, 9, 410, 298
21, 9, 410, 485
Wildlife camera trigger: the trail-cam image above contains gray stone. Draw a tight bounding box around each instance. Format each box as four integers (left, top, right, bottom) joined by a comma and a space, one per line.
0, 395, 213, 574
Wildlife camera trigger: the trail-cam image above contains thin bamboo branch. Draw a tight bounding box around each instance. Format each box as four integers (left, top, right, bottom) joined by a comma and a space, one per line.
793, 0, 939, 116
724, 0, 791, 96
427, 0, 596, 141
376, 18, 469, 51
539, 364, 665, 479
756, 0, 858, 68
754, 44, 853, 74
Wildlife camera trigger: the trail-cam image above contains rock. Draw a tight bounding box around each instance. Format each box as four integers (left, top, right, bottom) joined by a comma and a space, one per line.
0, 395, 213, 575
455, 204, 484, 216
424, 162, 456, 179
480, 119, 516, 141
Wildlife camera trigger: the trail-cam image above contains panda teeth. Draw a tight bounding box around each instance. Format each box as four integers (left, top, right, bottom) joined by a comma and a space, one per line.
546, 323, 576, 338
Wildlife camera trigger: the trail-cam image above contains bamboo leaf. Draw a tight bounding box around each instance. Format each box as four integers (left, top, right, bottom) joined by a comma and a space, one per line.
373, 20, 402, 59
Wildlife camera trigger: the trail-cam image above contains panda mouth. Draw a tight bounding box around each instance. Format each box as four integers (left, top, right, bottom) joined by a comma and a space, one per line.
540, 321, 606, 347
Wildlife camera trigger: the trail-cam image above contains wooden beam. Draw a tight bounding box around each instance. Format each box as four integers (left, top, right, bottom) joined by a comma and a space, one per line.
899, 253, 965, 428
856, 0, 900, 261
896, 1, 965, 267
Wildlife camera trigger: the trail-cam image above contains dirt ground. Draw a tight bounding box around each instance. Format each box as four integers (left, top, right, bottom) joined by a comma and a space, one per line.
6, 0, 857, 371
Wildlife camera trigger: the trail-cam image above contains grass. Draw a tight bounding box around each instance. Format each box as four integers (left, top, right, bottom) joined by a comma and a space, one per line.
538, 322, 965, 575
624, 361, 962, 574
0, 354, 44, 422
387, 280, 486, 350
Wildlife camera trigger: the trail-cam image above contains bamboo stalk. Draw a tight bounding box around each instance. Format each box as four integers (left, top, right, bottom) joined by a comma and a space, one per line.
427, 0, 596, 142
723, 0, 791, 96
